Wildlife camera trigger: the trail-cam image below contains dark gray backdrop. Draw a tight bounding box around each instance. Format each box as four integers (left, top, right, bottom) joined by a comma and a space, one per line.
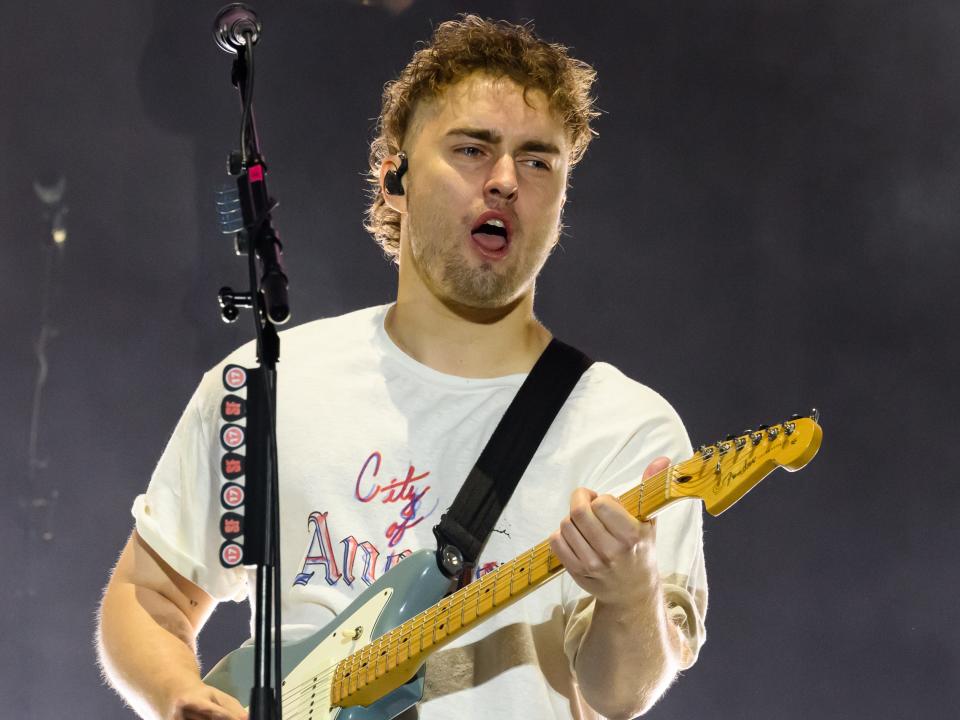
3, 1, 957, 718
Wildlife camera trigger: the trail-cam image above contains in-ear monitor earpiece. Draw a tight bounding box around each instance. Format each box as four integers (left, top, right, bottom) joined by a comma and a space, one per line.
384, 152, 408, 196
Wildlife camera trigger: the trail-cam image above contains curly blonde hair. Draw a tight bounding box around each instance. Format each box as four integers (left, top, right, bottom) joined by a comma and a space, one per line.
365, 14, 600, 262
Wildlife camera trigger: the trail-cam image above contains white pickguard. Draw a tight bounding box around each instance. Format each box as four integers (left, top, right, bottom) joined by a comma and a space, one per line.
269, 588, 394, 720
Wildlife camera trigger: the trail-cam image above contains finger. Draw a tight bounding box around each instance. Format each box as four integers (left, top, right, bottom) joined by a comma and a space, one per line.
559, 515, 606, 572
181, 706, 228, 720
570, 492, 620, 557
588, 494, 645, 545
549, 530, 584, 574
210, 687, 248, 718
179, 698, 244, 720
643, 456, 671, 481
569, 486, 597, 512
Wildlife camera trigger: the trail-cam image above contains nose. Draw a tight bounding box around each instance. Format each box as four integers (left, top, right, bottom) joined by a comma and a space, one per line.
483, 154, 518, 204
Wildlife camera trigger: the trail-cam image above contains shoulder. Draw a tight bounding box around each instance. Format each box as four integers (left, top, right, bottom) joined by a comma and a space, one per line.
561, 360, 692, 466
192, 304, 390, 412
545, 360, 692, 492
222, 303, 388, 365
570, 361, 686, 432
279, 304, 388, 349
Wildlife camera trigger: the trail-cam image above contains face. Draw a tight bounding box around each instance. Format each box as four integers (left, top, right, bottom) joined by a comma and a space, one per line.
391, 73, 570, 310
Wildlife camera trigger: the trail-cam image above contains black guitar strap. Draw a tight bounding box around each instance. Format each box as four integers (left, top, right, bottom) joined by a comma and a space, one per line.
432, 337, 594, 582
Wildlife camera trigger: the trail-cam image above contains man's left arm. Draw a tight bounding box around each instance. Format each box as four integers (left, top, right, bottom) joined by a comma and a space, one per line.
549, 457, 693, 719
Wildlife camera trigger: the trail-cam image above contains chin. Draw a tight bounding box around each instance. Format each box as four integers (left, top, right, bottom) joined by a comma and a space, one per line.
444, 278, 530, 313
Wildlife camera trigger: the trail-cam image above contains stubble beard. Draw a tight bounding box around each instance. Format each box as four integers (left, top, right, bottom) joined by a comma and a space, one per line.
406, 196, 557, 311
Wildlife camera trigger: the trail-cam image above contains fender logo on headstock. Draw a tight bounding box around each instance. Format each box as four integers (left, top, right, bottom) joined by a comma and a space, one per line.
715, 455, 758, 493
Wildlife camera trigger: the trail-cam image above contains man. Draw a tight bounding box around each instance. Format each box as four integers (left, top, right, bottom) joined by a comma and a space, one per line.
97, 15, 706, 720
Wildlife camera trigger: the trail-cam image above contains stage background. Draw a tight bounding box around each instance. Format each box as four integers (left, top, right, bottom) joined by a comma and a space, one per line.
2, 1, 957, 718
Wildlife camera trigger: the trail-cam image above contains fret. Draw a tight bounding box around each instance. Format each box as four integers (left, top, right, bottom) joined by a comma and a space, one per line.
476, 580, 495, 615
418, 620, 435, 650
493, 579, 512, 606
445, 602, 463, 634
433, 605, 451, 641
529, 545, 551, 581
509, 555, 531, 593
460, 590, 478, 624
396, 634, 410, 663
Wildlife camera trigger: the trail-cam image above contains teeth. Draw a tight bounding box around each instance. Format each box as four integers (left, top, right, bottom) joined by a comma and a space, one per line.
486, 219, 505, 228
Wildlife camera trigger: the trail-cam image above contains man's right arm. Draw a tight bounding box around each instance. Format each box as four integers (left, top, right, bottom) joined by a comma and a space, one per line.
96, 530, 248, 720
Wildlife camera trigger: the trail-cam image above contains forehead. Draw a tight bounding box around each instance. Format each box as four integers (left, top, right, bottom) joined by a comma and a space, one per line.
407, 73, 567, 149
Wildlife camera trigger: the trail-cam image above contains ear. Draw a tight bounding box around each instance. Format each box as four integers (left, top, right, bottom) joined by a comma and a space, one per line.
379, 154, 408, 214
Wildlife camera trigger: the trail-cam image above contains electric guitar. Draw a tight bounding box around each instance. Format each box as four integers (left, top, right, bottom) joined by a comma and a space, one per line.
204, 414, 823, 719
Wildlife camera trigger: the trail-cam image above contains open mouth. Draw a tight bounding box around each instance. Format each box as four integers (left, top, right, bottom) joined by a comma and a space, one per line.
470, 218, 510, 258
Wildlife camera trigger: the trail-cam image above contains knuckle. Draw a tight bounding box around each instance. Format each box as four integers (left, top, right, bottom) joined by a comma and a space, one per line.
591, 494, 617, 512
570, 505, 591, 523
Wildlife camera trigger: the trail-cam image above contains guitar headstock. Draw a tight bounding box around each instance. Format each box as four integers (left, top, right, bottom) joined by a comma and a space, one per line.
668, 411, 823, 516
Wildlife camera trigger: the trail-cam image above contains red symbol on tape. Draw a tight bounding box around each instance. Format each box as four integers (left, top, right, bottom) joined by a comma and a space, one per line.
224, 485, 244, 507
225, 367, 247, 390
224, 519, 241, 534
223, 427, 244, 448
221, 543, 243, 567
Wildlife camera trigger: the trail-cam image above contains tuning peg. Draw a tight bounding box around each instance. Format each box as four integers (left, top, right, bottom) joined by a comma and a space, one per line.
726, 432, 746, 450
810, 407, 820, 423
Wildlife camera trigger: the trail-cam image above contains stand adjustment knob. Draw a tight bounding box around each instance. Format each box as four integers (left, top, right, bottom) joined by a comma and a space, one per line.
218, 286, 254, 323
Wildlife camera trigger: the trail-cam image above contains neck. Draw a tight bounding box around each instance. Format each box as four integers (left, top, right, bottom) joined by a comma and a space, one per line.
386, 283, 551, 379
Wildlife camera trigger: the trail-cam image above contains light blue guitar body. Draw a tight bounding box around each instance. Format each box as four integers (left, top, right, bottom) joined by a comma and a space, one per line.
203, 549, 455, 719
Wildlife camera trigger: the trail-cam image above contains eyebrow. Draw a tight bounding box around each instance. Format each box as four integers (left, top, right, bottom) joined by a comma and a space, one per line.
445, 127, 562, 155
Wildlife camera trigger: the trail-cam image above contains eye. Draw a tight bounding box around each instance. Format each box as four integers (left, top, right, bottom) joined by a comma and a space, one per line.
520, 157, 551, 171
456, 145, 484, 158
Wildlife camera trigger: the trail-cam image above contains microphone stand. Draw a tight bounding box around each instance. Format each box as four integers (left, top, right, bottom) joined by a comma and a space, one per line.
214, 7, 290, 718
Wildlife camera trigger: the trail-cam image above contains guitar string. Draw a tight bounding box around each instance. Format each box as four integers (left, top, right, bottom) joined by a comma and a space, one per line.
271, 459, 694, 711
275, 441, 764, 711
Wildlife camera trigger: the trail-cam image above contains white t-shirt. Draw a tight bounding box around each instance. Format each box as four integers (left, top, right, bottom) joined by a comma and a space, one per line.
133, 304, 707, 720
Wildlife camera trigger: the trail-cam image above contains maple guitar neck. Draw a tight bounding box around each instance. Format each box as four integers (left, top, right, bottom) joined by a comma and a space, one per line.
331, 415, 823, 709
